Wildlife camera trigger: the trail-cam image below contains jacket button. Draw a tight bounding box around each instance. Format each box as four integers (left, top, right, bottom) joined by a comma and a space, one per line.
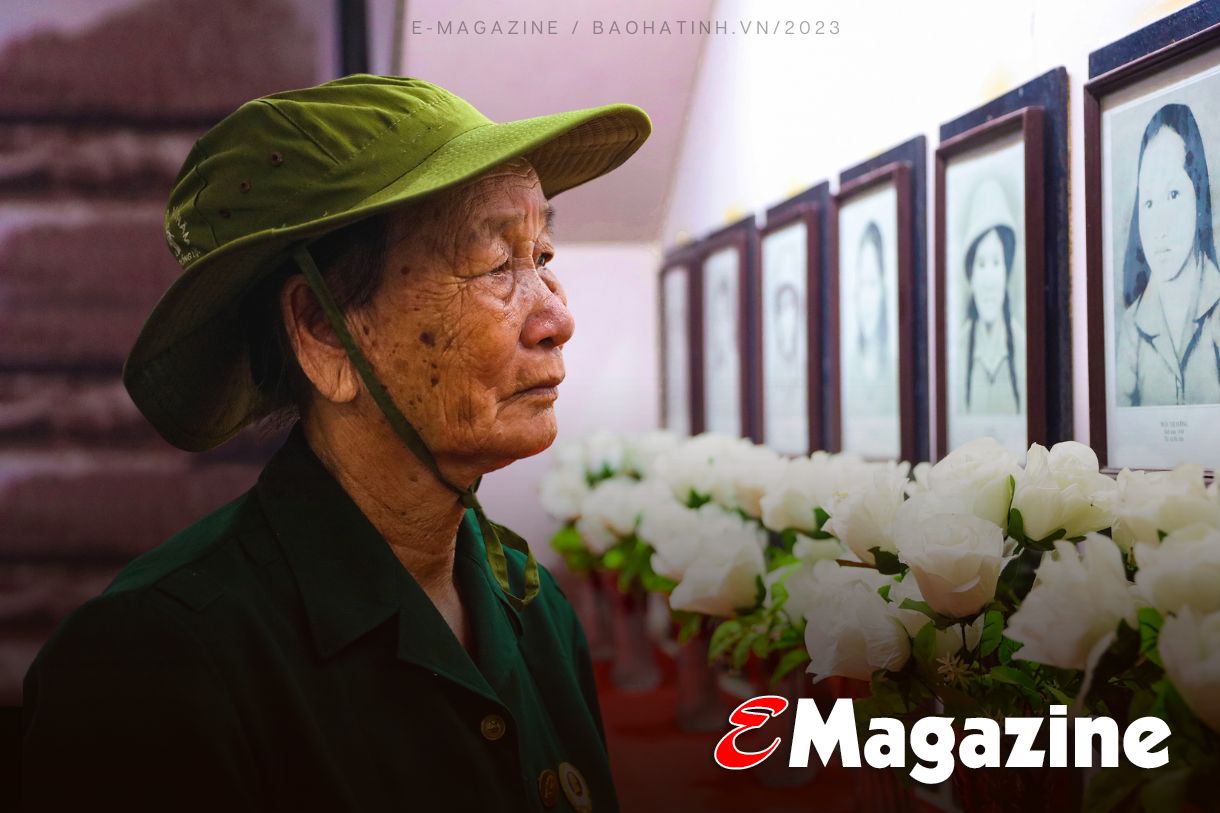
538, 768, 559, 807
480, 713, 506, 741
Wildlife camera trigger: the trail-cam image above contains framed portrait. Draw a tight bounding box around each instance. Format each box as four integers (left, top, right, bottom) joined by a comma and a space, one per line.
830, 138, 928, 463
658, 246, 698, 436
693, 217, 757, 438
936, 69, 1070, 460
1086, 11, 1220, 471
755, 196, 823, 455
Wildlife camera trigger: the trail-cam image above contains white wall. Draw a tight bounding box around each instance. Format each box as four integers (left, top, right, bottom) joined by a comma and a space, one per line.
662, 0, 1196, 452
479, 243, 660, 567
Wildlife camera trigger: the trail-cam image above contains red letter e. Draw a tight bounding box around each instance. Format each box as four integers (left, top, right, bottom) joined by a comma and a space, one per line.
713, 695, 789, 770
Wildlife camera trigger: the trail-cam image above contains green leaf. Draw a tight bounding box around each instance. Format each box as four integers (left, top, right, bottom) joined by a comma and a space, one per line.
813, 506, 831, 532
1024, 527, 1067, 552
676, 612, 703, 645
770, 648, 811, 686
1083, 766, 1149, 813
1138, 606, 1165, 668
708, 620, 744, 660
549, 524, 585, 553
602, 547, 625, 570
769, 579, 789, 608
898, 598, 950, 627
877, 583, 892, 602
988, 664, 1037, 692
731, 633, 755, 670
912, 622, 937, 668
1007, 506, 1026, 545
1139, 767, 1194, 813
871, 547, 907, 575
979, 610, 1004, 657
998, 636, 1022, 664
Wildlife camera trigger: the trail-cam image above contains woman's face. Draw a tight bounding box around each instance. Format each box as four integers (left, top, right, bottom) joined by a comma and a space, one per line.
855, 239, 884, 338
352, 158, 573, 474
1137, 128, 1198, 285
970, 229, 1007, 325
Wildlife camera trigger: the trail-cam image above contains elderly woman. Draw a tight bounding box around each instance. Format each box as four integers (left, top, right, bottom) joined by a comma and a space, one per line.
21, 75, 651, 812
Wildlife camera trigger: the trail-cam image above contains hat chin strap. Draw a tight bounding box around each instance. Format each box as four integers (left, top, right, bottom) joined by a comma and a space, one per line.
292, 246, 541, 610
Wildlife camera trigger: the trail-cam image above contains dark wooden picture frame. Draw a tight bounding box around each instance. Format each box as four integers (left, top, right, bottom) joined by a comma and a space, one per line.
935, 106, 1048, 459
1086, 9, 1220, 472
938, 68, 1070, 461
829, 137, 928, 463
692, 217, 758, 438
657, 243, 701, 436
755, 196, 824, 454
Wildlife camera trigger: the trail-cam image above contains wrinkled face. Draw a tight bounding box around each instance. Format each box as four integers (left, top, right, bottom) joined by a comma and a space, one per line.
970, 229, 1007, 325
351, 158, 572, 473
1138, 128, 1198, 285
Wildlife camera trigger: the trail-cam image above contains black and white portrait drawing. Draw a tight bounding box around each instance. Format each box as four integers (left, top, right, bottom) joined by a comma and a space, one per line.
838, 184, 900, 459
702, 246, 742, 435
1103, 58, 1220, 468
944, 136, 1028, 456
1115, 103, 1220, 407
662, 267, 691, 436
761, 222, 809, 454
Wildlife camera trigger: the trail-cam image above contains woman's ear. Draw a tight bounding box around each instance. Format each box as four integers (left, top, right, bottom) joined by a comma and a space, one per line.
280, 276, 360, 404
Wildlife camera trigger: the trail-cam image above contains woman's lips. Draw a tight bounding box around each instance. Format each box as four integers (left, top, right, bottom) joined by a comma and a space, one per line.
509, 377, 563, 400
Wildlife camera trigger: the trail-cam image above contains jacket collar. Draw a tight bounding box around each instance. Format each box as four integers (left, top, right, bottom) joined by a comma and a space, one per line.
254, 423, 523, 698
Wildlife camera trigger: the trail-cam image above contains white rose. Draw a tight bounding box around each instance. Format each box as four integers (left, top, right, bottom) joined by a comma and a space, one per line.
1012, 442, 1117, 542
582, 430, 625, 476
1159, 607, 1220, 734
1006, 535, 1138, 671
620, 430, 680, 478
792, 534, 845, 564
884, 576, 984, 659
759, 452, 863, 533
823, 460, 909, 564
906, 461, 932, 498
783, 556, 889, 624
726, 444, 786, 519
574, 477, 650, 554
652, 433, 749, 507
1111, 465, 1220, 552
637, 493, 701, 581
892, 493, 1011, 618
920, 437, 1019, 526
538, 462, 589, 522
666, 504, 768, 617
1134, 523, 1220, 617
799, 560, 911, 682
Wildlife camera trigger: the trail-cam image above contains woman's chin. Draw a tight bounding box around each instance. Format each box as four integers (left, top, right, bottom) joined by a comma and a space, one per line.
492, 414, 559, 462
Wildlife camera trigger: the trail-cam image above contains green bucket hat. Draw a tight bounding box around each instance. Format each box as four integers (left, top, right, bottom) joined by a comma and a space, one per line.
123, 74, 652, 608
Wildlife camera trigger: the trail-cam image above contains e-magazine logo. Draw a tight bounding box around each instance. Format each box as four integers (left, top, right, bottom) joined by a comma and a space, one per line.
714, 696, 1170, 784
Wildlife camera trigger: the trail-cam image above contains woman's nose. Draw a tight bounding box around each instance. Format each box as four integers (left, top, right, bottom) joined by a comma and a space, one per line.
520, 267, 575, 350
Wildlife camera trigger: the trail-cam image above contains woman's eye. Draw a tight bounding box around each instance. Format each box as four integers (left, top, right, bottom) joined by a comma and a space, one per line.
538, 252, 554, 268
1169, 189, 1180, 200
489, 260, 511, 275
1143, 199, 1153, 209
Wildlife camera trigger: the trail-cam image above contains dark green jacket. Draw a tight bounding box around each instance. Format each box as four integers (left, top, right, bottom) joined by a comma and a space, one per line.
21, 424, 615, 813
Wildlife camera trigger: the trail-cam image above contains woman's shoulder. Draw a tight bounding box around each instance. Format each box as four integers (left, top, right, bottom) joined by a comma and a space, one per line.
30, 489, 266, 673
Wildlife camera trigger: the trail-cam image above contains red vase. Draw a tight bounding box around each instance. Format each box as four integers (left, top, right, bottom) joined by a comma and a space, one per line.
951, 763, 1084, 813
583, 571, 615, 662
674, 618, 725, 732
750, 668, 835, 788
610, 582, 660, 692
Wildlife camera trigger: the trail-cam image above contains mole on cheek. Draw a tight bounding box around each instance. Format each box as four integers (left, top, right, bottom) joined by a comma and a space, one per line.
419, 331, 436, 346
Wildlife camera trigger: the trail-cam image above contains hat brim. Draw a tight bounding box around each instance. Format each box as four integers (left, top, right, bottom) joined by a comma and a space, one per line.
123, 103, 651, 452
